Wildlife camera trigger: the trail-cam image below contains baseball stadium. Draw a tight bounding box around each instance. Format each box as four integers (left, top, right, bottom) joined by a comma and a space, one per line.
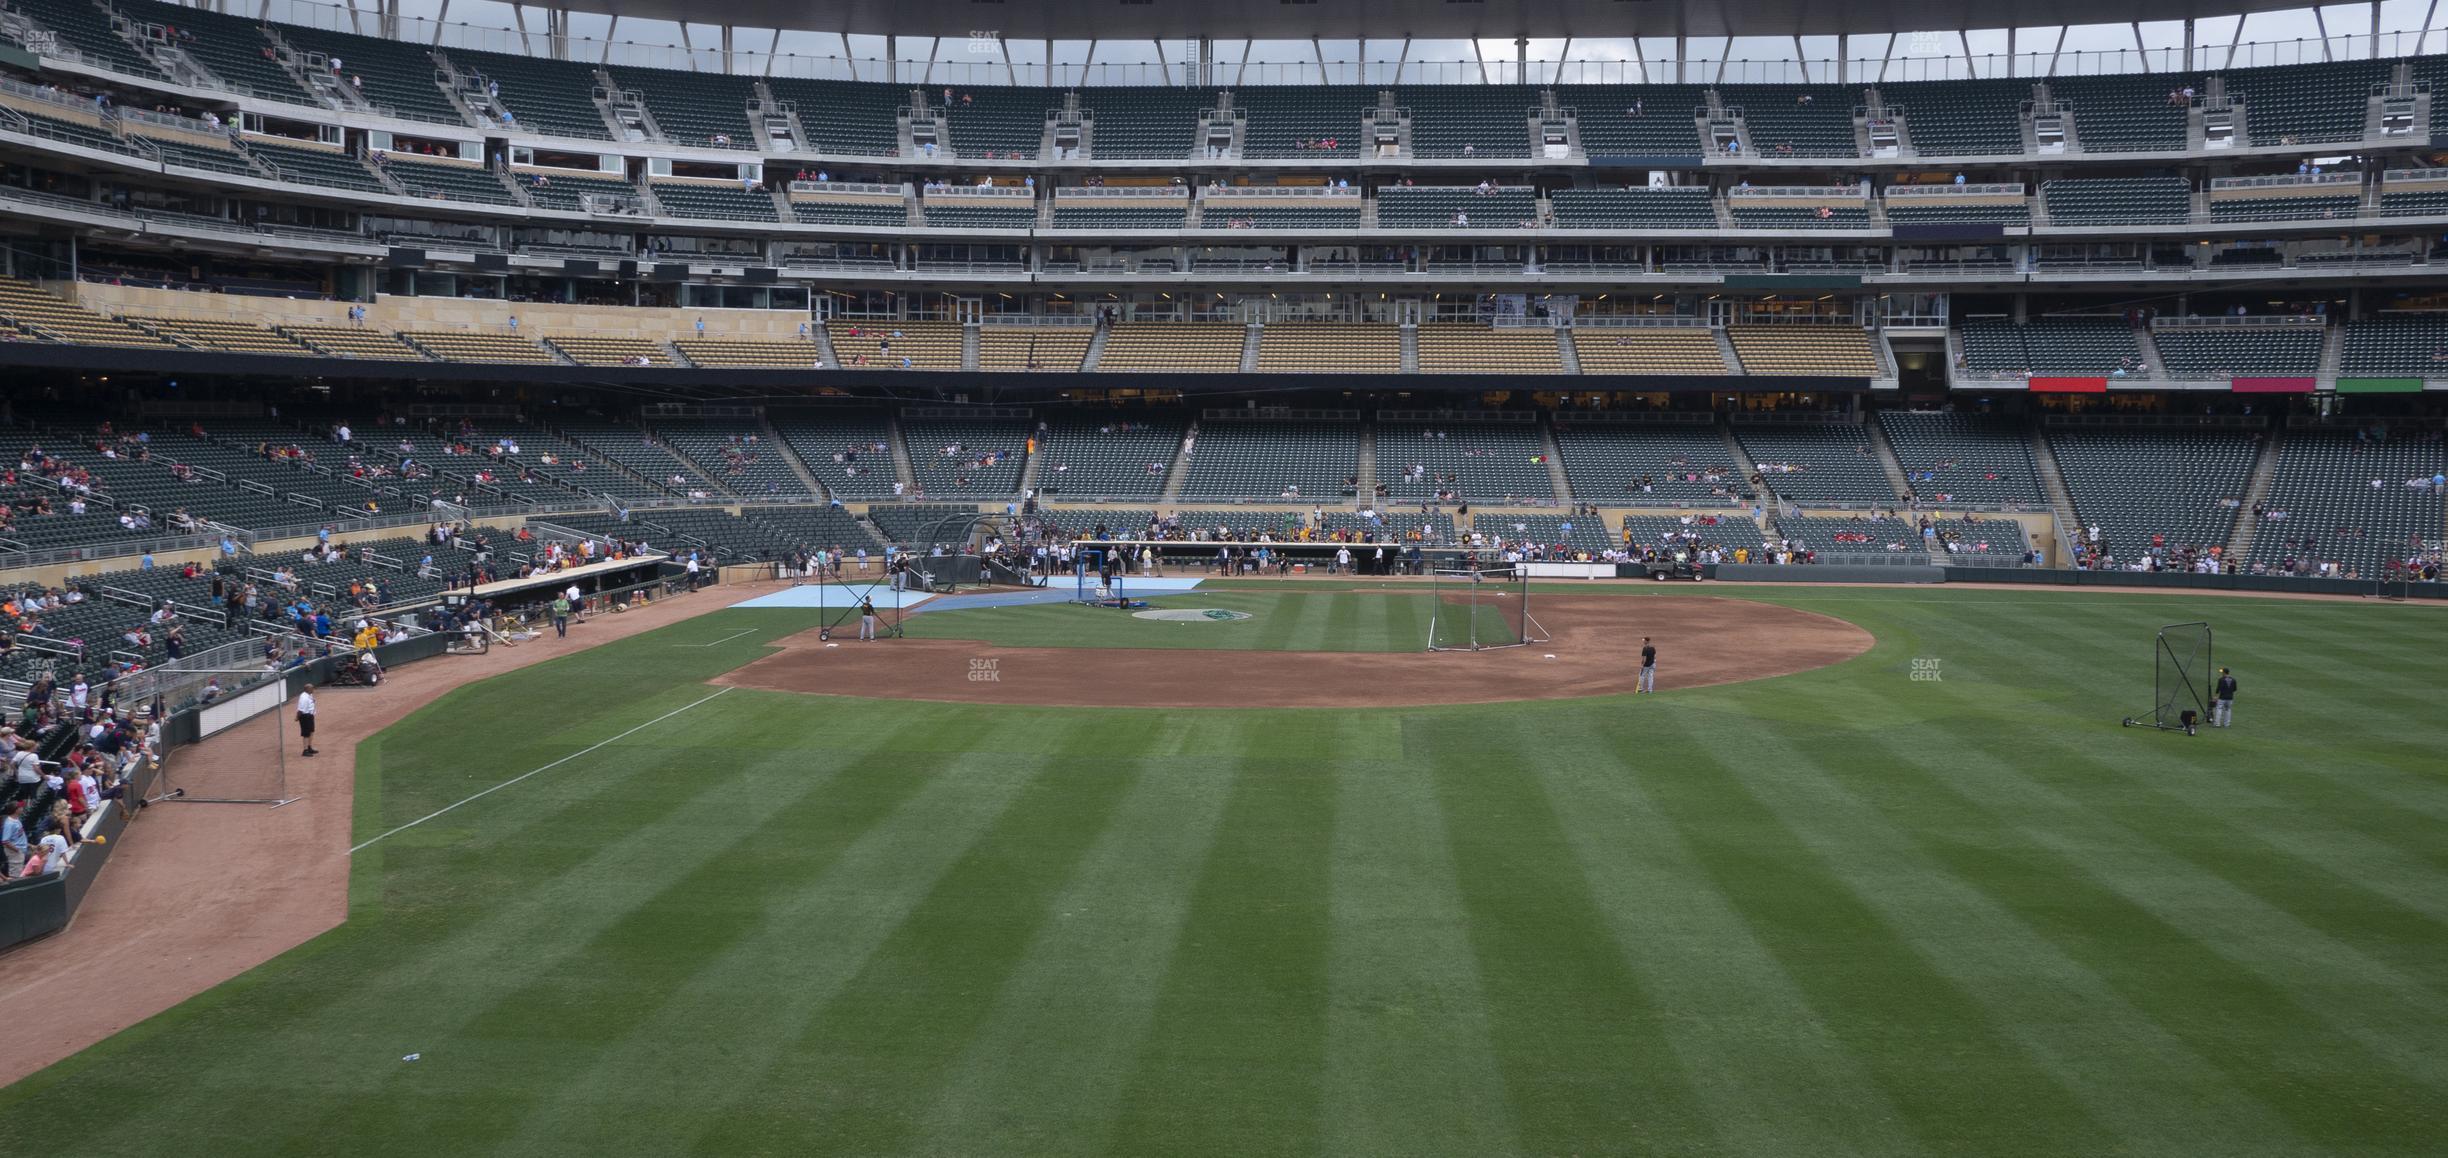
0, 0, 2444, 1152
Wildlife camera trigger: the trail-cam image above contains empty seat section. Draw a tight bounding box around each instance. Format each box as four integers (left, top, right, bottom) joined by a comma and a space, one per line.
1719, 86, 1858, 157
279, 26, 464, 124
2151, 325, 2324, 377
2052, 74, 2196, 152
1255, 323, 1399, 373
129, 316, 311, 354
1232, 85, 1375, 158
1416, 324, 1561, 373
920, 203, 1036, 229
1376, 185, 1538, 228
1874, 411, 2042, 506
0, 280, 173, 346
1548, 187, 1716, 228
1095, 322, 1244, 372
674, 337, 824, 369
402, 331, 556, 363
1197, 201, 1362, 229
650, 180, 776, 221
242, 138, 386, 192
1727, 325, 1880, 376
790, 199, 907, 227
279, 324, 429, 359
2340, 315, 2448, 376
1398, 85, 1538, 158
2049, 427, 2254, 563
1378, 422, 1553, 502
977, 327, 1089, 371
2043, 175, 2192, 223
1730, 203, 1870, 228
2246, 428, 2446, 576
1732, 423, 1900, 505
545, 335, 671, 366
2208, 193, 2358, 222
765, 78, 903, 155
137, 131, 256, 173
1553, 86, 1710, 155
1083, 86, 1208, 159
1030, 416, 1184, 499
605, 65, 758, 148
826, 321, 962, 370
519, 171, 639, 212
1553, 420, 1748, 505
904, 418, 1030, 496
941, 87, 1047, 158
1180, 420, 1360, 500
382, 155, 514, 204
2228, 60, 2387, 145
648, 417, 812, 498
448, 48, 611, 139
1572, 328, 1725, 375
1886, 78, 2028, 157
772, 412, 900, 497
9, 0, 167, 78
1049, 203, 1186, 229
1882, 198, 2030, 225
120, 1, 308, 101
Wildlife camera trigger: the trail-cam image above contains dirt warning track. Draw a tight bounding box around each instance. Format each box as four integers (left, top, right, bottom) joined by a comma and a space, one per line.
714, 594, 1873, 708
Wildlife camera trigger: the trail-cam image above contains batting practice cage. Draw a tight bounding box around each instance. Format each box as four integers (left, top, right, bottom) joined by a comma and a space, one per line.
2122, 621, 2213, 735
1427, 567, 1549, 651
1072, 548, 1145, 610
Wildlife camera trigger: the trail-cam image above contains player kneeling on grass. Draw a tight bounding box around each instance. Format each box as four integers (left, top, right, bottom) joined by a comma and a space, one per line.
2212, 667, 2237, 728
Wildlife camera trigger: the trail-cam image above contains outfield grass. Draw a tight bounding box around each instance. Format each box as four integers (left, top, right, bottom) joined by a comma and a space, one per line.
5, 587, 2445, 1156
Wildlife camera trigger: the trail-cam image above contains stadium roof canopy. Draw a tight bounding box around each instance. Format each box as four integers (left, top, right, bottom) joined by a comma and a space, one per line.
542, 0, 2327, 41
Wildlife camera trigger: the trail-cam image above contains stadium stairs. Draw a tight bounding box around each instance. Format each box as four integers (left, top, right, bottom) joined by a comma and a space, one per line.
1354, 422, 1377, 496
2223, 425, 2285, 561
1079, 325, 1110, 371
1862, 419, 1918, 504
885, 417, 918, 493
760, 412, 832, 499
1714, 330, 1746, 374
1556, 329, 1582, 375
1539, 422, 1574, 503
1155, 422, 1199, 506
2029, 426, 2084, 565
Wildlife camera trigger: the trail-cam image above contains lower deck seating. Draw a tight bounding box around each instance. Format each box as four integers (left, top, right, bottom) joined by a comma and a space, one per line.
1733, 423, 1901, 506
1378, 422, 1554, 502
1552, 420, 1749, 506
1179, 420, 1361, 500
1874, 411, 2042, 507
2049, 427, 2256, 564
2339, 315, 2448, 377
1029, 416, 1184, 500
2245, 428, 2446, 578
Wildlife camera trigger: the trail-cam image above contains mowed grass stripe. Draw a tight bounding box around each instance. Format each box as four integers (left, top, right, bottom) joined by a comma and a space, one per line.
1848, 731, 2448, 1149
259, 708, 961, 1153
1103, 714, 1352, 1156
1692, 707, 2308, 1155
909, 721, 1241, 1154
1318, 755, 1519, 1158
483, 704, 1051, 1156
1417, 712, 1716, 1156
1539, 715, 1926, 1158
693, 724, 1150, 1154
1626, 712, 2112, 1154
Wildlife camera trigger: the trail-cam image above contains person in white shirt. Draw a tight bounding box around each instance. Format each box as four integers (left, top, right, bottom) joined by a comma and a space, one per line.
296, 685, 319, 757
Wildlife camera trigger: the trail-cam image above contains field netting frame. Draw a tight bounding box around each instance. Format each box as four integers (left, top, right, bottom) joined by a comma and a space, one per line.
2121, 621, 2212, 736
155, 668, 299, 805
1427, 567, 1549, 652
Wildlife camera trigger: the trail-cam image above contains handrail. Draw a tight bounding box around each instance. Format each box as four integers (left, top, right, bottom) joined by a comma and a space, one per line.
2208, 171, 2360, 191
1884, 182, 2026, 198
1198, 184, 1362, 200
1054, 185, 1190, 200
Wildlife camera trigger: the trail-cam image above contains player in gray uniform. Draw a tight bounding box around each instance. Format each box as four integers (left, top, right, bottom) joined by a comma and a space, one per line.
2212, 667, 2237, 728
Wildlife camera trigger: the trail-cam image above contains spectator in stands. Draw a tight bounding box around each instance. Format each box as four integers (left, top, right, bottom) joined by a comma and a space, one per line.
0, 801, 24, 877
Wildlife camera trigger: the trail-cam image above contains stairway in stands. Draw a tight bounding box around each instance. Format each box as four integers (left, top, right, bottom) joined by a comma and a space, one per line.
2223, 425, 2284, 562
2028, 424, 2083, 565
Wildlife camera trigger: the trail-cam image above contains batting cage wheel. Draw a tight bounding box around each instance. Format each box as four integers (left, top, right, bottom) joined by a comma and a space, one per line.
2122, 621, 2212, 735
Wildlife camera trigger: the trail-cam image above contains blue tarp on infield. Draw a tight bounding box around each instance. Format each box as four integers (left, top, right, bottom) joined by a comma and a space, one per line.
730, 577, 1203, 614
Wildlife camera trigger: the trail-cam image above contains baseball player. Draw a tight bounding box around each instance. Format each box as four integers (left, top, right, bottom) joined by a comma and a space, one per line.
2212, 667, 2237, 728
858, 595, 879, 641
1638, 637, 1657, 694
